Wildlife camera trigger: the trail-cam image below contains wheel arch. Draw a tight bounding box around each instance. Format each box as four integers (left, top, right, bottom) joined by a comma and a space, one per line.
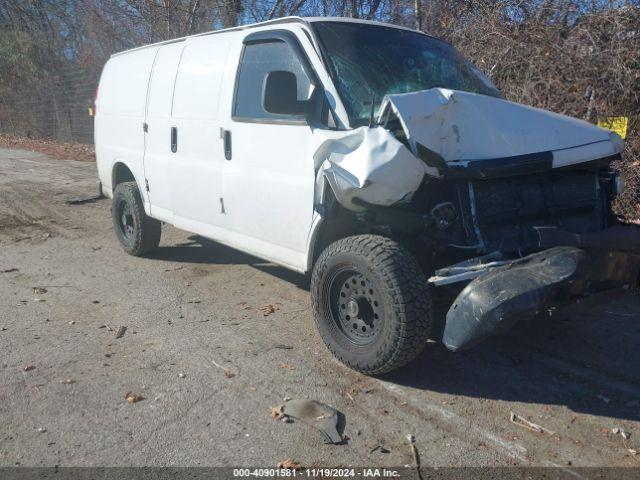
305, 193, 373, 273
110, 160, 150, 215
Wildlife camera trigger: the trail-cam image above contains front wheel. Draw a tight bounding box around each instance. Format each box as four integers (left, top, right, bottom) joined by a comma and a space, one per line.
311, 235, 433, 375
111, 181, 161, 256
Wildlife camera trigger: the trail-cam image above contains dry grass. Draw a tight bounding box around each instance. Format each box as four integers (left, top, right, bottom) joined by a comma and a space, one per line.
0, 133, 95, 162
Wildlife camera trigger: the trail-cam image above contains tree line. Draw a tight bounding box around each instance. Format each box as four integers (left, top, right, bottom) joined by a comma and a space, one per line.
0, 0, 638, 215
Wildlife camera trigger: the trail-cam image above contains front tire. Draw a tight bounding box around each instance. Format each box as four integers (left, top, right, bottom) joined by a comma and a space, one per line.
311, 235, 433, 375
111, 181, 161, 256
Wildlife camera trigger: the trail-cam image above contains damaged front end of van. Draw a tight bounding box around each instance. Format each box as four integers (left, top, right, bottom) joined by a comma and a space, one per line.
314, 87, 640, 352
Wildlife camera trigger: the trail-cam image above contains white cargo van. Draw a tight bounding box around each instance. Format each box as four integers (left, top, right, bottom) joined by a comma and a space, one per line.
96, 16, 640, 374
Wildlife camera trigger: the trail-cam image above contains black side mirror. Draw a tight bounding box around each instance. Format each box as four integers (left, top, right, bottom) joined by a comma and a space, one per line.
262, 70, 309, 116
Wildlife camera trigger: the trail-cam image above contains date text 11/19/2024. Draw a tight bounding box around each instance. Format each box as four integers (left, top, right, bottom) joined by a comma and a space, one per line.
233, 468, 401, 477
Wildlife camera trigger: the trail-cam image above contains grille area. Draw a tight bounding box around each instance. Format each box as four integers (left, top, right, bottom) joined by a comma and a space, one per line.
469, 169, 612, 252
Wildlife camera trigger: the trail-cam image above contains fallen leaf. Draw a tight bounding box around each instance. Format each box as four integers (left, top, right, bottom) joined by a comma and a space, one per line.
341, 433, 351, 442
270, 404, 285, 420
23, 365, 36, 372
223, 370, 235, 379
277, 459, 301, 471
259, 304, 279, 316
124, 392, 144, 404
33, 287, 47, 295
280, 363, 295, 370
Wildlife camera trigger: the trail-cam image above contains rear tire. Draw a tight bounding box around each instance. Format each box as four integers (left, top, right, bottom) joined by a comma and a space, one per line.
112, 181, 161, 256
311, 234, 432, 375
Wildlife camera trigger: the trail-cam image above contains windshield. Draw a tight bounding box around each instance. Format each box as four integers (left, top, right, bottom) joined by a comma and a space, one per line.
313, 22, 501, 126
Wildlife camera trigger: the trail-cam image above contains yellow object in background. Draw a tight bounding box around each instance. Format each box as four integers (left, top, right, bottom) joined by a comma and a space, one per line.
597, 116, 628, 139
88, 107, 94, 117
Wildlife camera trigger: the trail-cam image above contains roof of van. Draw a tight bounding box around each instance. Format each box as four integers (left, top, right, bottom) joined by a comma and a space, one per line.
110, 16, 424, 58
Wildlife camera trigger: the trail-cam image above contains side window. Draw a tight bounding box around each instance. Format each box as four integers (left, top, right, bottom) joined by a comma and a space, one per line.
233, 40, 312, 121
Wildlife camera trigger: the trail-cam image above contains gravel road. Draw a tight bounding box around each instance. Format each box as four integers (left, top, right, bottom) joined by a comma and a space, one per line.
1, 148, 639, 469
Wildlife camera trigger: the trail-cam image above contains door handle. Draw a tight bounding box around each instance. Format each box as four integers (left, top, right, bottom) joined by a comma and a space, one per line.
170, 126, 178, 153
222, 129, 232, 160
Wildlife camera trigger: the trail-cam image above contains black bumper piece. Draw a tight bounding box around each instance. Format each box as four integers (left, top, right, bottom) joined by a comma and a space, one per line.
442, 246, 640, 351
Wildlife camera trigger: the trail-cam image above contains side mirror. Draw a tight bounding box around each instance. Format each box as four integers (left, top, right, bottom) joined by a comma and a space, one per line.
262, 70, 309, 116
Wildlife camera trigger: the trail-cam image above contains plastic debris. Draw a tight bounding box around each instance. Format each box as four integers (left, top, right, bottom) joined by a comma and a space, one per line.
281, 399, 343, 444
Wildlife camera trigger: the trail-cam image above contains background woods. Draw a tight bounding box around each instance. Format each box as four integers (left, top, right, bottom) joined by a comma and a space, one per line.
0, 0, 638, 216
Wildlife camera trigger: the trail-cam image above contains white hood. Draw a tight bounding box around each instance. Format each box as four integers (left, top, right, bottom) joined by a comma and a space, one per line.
378, 88, 623, 169
313, 88, 624, 213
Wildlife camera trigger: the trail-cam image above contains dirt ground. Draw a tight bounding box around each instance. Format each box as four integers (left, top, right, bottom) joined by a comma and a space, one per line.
0, 147, 639, 470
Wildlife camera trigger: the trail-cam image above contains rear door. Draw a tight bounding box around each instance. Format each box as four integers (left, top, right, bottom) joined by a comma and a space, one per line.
143, 41, 185, 221
219, 30, 318, 270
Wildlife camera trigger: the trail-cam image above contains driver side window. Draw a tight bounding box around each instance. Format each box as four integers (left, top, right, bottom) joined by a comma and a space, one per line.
233, 40, 312, 121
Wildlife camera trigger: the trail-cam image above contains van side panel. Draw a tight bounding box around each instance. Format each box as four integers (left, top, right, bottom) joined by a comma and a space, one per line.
168, 33, 236, 226
144, 41, 185, 221
95, 47, 159, 206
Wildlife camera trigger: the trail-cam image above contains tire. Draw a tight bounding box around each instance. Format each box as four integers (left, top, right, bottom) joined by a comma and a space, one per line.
311, 234, 433, 375
111, 181, 161, 256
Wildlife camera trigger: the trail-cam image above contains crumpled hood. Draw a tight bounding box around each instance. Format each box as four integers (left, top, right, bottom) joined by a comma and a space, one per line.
378, 88, 623, 168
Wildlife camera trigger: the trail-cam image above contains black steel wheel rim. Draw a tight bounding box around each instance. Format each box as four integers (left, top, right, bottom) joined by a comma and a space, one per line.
116, 198, 134, 241
328, 267, 384, 346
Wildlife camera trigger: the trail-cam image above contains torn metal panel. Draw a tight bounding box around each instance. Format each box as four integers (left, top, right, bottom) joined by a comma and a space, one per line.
442, 247, 640, 352
378, 88, 623, 169
313, 126, 435, 211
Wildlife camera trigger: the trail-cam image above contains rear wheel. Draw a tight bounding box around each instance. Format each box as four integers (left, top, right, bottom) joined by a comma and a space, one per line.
311, 234, 432, 375
112, 181, 161, 256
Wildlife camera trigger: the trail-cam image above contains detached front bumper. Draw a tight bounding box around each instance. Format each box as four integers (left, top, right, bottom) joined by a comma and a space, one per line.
436, 225, 640, 352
